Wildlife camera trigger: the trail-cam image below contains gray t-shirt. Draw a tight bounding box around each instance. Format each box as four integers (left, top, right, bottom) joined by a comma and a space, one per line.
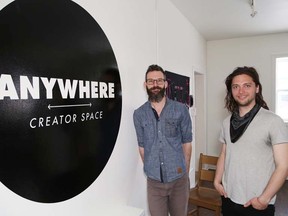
219, 108, 288, 205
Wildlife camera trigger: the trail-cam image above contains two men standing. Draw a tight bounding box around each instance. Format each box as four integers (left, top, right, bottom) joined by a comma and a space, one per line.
133, 65, 288, 216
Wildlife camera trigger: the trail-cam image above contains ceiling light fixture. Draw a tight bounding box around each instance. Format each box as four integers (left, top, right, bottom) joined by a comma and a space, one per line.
250, 0, 257, 17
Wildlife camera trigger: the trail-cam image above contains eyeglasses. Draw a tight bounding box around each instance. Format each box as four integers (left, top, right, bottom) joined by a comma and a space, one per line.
146, 78, 165, 85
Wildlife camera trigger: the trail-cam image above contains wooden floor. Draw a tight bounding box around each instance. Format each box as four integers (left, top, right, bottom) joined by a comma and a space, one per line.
188, 180, 288, 216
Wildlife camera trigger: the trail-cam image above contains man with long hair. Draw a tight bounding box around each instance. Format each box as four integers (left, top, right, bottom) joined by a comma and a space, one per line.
214, 66, 288, 216
133, 64, 192, 216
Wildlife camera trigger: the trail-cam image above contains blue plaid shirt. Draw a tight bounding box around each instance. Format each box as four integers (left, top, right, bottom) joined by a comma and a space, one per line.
133, 98, 192, 183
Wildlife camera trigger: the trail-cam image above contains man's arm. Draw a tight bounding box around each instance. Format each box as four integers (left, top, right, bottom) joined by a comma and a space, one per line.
214, 143, 227, 197
244, 143, 288, 210
139, 146, 144, 162
182, 142, 192, 173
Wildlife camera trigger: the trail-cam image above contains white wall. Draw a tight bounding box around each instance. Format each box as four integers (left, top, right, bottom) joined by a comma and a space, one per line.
207, 33, 288, 157
0, 0, 206, 215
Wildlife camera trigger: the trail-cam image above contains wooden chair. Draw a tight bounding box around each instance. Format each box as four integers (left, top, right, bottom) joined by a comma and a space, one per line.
188, 153, 222, 216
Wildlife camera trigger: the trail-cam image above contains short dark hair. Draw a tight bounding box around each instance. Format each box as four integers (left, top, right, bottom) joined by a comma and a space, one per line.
145, 64, 166, 80
225, 66, 269, 113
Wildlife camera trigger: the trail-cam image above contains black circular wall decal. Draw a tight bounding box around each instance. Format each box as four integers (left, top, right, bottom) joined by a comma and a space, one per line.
0, 0, 122, 203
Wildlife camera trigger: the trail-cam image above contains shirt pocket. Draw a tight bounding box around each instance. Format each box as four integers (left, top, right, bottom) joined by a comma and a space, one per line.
142, 120, 155, 141
165, 118, 179, 137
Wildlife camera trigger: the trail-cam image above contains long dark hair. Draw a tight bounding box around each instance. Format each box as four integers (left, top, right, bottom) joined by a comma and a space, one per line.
225, 66, 269, 113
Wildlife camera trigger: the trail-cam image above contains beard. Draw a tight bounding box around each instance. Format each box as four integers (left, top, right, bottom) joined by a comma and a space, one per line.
234, 95, 256, 108
146, 86, 166, 102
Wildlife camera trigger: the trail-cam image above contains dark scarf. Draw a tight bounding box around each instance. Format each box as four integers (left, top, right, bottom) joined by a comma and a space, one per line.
230, 104, 261, 143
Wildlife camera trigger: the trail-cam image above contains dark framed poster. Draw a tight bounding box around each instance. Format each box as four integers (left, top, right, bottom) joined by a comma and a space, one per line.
165, 70, 191, 108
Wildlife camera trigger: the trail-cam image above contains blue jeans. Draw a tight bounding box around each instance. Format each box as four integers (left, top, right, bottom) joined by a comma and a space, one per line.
147, 173, 189, 216
222, 196, 275, 216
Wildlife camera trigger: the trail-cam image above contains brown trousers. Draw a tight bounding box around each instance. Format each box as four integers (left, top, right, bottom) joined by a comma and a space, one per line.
147, 173, 190, 216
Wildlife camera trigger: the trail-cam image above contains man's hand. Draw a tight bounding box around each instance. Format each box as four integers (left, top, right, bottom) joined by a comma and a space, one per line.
214, 181, 227, 197
244, 197, 268, 210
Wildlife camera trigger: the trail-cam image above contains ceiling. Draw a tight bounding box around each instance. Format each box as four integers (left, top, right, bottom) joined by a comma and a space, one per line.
170, 0, 288, 41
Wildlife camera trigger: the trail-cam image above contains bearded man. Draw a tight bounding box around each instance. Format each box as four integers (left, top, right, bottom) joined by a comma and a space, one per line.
133, 64, 192, 216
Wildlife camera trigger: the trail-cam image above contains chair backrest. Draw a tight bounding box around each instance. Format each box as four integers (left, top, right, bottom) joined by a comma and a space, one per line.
197, 153, 218, 187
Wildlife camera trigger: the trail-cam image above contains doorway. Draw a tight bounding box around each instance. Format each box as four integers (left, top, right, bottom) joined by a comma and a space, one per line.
194, 71, 206, 174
